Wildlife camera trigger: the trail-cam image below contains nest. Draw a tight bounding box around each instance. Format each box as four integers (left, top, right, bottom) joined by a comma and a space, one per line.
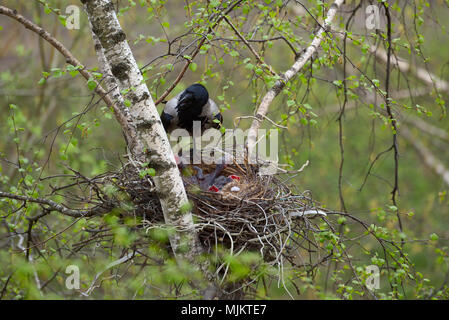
108, 158, 328, 268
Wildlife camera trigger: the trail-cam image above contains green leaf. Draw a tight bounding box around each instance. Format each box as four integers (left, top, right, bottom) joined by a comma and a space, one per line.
333, 80, 342, 87
139, 168, 156, 178
58, 15, 67, 27
67, 65, 80, 77
87, 78, 97, 91
388, 205, 398, 212
51, 68, 63, 78
430, 233, 439, 241
229, 50, 239, 57
287, 100, 295, 107
210, 0, 220, 8
180, 201, 193, 213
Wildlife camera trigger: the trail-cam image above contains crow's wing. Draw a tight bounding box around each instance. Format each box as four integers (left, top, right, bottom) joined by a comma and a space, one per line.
163, 94, 179, 117
161, 94, 180, 132
161, 111, 174, 132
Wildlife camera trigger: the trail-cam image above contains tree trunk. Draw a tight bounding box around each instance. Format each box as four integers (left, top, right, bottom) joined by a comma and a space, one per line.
81, 0, 204, 264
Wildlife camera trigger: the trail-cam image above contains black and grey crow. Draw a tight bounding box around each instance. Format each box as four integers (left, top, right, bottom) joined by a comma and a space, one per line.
160, 83, 222, 134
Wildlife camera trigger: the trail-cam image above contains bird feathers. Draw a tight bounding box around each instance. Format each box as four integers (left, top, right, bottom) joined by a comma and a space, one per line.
161, 84, 222, 134
160, 111, 174, 132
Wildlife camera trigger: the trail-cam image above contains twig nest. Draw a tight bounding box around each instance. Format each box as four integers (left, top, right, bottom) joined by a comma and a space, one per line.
110, 159, 327, 266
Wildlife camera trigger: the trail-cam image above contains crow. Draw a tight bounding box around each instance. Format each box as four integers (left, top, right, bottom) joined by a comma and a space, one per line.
160, 83, 222, 134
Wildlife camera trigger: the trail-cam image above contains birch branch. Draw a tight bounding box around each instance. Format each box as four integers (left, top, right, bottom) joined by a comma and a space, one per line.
82, 251, 136, 296
333, 27, 448, 94
246, 0, 344, 155
370, 45, 449, 94
0, 5, 131, 135
401, 116, 449, 141
401, 127, 449, 187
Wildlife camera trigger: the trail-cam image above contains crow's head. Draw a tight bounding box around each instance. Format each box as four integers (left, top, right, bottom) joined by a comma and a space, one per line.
178, 83, 209, 110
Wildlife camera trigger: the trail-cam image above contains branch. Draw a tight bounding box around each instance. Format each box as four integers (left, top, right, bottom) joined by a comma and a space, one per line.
0, 274, 13, 299
401, 127, 449, 187
246, 0, 344, 155
82, 251, 136, 296
401, 116, 449, 141
321, 87, 432, 115
0, 6, 102, 99
370, 45, 449, 94
327, 57, 449, 190
0, 191, 113, 218
322, 86, 449, 142
382, 4, 400, 220
223, 15, 277, 76
0, 5, 131, 133
154, 0, 243, 105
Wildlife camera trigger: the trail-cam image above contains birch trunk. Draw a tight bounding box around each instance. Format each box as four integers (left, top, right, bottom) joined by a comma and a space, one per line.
81, 0, 203, 261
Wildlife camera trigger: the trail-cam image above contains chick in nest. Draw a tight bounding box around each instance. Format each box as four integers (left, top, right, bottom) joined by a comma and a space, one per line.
182, 164, 232, 191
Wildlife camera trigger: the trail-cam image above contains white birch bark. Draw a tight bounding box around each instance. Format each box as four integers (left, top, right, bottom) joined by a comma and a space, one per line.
371, 46, 449, 94
82, 0, 203, 261
401, 127, 449, 187
246, 0, 345, 155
